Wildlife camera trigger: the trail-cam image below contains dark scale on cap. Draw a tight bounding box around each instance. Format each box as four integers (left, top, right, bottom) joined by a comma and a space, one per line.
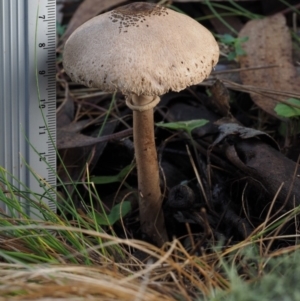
103, 74, 107, 84
110, 2, 168, 33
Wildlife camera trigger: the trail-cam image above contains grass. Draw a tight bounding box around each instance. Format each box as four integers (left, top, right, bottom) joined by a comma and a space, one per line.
0, 167, 125, 265
2, 154, 300, 300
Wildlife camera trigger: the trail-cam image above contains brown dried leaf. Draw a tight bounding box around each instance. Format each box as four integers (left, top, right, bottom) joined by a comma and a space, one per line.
225, 140, 300, 210
238, 14, 300, 118
57, 128, 107, 149
61, 0, 127, 43
210, 79, 232, 117
57, 122, 132, 149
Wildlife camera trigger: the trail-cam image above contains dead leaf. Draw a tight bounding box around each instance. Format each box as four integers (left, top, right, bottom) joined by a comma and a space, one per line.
58, 127, 106, 149
210, 80, 232, 118
61, 0, 127, 44
225, 140, 300, 211
57, 121, 123, 199
238, 14, 300, 118
57, 123, 132, 149
211, 122, 279, 150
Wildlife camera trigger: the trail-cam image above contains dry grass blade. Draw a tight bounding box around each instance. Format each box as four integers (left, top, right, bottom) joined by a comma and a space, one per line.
0, 263, 175, 301
238, 13, 300, 118
219, 79, 300, 100
0, 225, 230, 300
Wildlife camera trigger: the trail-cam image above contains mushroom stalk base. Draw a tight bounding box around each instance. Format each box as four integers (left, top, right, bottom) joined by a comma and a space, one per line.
131, 94, 168, 247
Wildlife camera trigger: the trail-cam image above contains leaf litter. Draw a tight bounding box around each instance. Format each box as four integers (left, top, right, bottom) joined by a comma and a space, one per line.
238, 13, 300, 118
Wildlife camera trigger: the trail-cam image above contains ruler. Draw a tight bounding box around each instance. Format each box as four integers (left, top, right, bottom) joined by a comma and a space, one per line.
0, 0, 56, 217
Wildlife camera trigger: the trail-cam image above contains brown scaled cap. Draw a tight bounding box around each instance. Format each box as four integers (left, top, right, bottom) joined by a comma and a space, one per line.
63, 2, 219, 96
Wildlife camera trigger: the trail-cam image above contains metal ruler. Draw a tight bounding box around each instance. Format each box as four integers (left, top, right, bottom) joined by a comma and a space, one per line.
0, 0, 56, 217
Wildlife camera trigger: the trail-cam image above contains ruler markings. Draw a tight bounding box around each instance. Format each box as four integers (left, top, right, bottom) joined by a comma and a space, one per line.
0, 0, 57, 217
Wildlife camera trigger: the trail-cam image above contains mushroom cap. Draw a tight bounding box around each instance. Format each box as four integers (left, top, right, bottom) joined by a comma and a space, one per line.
63, 2, 219, 96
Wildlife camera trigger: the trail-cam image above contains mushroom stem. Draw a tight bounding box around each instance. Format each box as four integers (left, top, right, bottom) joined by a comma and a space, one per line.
131, 94, 168, 246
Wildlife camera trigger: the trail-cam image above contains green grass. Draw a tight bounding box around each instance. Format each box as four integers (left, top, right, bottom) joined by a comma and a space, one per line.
0, 165, 126, 265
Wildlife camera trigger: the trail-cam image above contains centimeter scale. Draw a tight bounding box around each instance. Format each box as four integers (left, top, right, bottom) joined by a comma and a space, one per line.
0, 0, 57, 217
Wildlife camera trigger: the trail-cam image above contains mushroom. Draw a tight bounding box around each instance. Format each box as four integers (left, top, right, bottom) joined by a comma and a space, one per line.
63, 2, 219, 246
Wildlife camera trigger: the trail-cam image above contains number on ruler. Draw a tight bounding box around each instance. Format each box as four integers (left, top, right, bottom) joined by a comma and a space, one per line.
39, 152, 46, 162
39, 178, 47, 187
39, 99, 46, 109
39, 125, 46, 135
